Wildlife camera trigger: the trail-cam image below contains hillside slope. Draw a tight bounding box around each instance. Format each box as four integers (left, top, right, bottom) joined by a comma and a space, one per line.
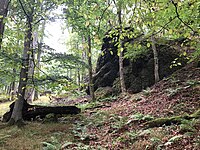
76, 61, 200, 150
135, 61, 200, 118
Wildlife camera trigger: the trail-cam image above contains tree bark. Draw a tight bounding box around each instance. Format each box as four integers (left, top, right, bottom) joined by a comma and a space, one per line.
117, 3, 126, 93
8, 15, 33, 126
77, 68, 81, 87
0, 0, 9, 49
25, 31, 38, 102
151, 35, 160, 83
34, 20, 46, 101
6, 83, 11, 95
75, 43, 81, 88
10, 68, 16, 101
87, 34, 95, 100
81, 37, 87, 85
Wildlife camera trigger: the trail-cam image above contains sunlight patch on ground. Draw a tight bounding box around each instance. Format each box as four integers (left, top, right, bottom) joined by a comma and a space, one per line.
0, 102, 12, 116
0, 96, 51, 117
31, 96, 51, 106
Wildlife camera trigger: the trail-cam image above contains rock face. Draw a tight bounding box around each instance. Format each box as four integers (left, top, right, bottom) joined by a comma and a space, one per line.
93, 36, 119, 91
93, 35, 187, 94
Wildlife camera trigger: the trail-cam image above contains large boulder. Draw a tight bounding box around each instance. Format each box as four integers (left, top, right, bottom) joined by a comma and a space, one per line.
93, 33, 187, 94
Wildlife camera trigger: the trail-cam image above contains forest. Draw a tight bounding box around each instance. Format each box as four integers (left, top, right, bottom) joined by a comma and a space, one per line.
0, 0, 199, 149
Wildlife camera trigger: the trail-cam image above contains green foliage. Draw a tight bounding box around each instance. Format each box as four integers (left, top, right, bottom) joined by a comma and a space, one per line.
43, 114, 58, 123
109, 114, 128, 132
42, 132, 66, 150
190, 109, 200, 118
194, 136, 200, 148
186, 80, 200, 87
116, 131, 138, 143
72, 122, 90, 141
164, 135, 183, 146
61, 142, 104, 150
42, 136, 60, 150
90, 111, 110, 127
179, 120, 197, 134
42, 141, 57, 150
98, 96, 118, 102
150, 137, 162, 147
165, 87, 182, 98
0, 134, 11, 145
95, 87, 115, 100
124, 42, 149, 61
129, 113, 154, 122
77, 102, 99, 111
142, 87, 152, 96
0, 0, 199, 95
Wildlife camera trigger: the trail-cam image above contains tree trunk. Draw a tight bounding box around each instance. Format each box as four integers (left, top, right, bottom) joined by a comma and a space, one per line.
77, 68, 81, 87
117, 4, 126, 93
4, 86, 8, 94
7, 83, 11, 95
0, 0, 9, 49
8, 16, 33, 126
81, 38, 87, 84
87, 34, 95, 100
10, 68, 16, 101
34, 20, 46, 101
25, 31, 38, 102
151, 35, 160, 83
69, 68, 72, 79
75, 43, 81, 88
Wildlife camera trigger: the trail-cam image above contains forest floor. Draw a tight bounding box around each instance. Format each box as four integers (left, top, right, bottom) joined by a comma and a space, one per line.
0, 62, 199, 150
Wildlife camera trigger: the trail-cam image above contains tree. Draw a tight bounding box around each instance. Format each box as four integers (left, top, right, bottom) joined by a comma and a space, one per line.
151, 35, 159, 83
25, 31, 38, 102
63, 0, 111, 100
34, 20, 46, 101
8, 1, 34, 126
0, 0, 10, 49
87, 33, 95, 100
8, 0, 58, 126
114, 0, 126, 93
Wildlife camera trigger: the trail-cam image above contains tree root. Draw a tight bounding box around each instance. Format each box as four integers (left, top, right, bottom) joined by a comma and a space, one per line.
7, 118, 26, 127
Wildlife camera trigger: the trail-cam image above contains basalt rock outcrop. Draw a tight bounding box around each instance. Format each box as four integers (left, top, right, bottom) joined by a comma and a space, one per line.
93, 33, 187, 94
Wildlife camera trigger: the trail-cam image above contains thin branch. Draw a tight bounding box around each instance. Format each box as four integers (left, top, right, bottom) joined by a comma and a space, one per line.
97, 4, 111, 33
153, 16, 177, 36
170, 0, 196, 34
34, 17, 45, 25
31, 52, 75, 87
18, 0, 29, 20
136, 16, 177, 42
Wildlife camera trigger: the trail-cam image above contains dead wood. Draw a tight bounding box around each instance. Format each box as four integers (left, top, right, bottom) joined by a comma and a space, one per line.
2, 101, 81, 122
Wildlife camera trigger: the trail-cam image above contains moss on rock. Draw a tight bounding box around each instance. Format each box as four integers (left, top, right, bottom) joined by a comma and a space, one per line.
95, 87, 114, 100
144, 109, 200, 129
